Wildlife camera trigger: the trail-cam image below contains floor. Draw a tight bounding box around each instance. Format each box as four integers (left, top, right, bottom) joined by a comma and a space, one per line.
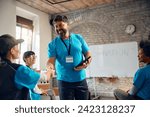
99, 96, 115, 100
91, 95, 115, 100
41, 95, 115, 100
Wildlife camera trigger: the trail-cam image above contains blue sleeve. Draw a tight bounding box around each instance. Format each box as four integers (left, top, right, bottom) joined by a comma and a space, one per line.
77, 34, 89, 54
48, 40, 56, 58
133, 68, 145, 89
15, 66, 40, 89
29, 90, 41, 100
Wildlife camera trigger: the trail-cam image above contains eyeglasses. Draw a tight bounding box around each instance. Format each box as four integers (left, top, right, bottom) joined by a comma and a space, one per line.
32, 55, 37, 59
27, 55, 37, 59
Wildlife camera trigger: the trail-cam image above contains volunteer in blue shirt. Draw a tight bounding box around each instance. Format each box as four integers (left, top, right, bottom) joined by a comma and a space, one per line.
114, 39, 150, 100
47, 15, 92, 100
0, 34, 53, 100
23, 51, 55, 100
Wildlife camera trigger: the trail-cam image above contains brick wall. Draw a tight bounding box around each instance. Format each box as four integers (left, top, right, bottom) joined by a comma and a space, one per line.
86, 77, 133, 97
51, 0, 150, 97
64, 0, 150, 44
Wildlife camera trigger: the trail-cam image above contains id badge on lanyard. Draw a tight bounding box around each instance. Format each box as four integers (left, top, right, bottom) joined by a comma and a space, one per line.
66, 56, 73, 63
61, 37, 73, 63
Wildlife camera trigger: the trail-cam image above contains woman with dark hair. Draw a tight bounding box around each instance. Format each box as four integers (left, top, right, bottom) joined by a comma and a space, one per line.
114, 40, 150, 100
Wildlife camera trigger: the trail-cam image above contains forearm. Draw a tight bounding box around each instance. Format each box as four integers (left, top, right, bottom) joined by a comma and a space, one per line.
85, 51, 92, 65
39, 58, 55, 82
39, 71, 48, 82
47, 57, 55, 67
85, 51, 91, 58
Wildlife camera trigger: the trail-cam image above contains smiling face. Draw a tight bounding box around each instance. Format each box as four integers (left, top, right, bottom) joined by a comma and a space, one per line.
138, 48, 150, 64
54, 21, 69, 39
24, 54, 36, 67
138, 49, 145, 63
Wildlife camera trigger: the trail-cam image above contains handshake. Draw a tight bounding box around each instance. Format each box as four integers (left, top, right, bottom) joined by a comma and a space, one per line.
40, 63, 55, 82
46, 63, 55, 79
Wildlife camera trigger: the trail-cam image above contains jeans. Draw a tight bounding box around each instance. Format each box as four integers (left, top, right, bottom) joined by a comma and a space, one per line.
113, 89, 143, 100
58, 79, 89, 100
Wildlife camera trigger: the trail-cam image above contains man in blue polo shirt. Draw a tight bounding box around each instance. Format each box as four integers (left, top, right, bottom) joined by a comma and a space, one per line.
47, 15, 92, 100
114, 39, 150, 100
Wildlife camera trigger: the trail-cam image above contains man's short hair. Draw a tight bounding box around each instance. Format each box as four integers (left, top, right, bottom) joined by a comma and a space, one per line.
23, 51, 35, 62
49, 15, 68, 26
139, 40, 150, 57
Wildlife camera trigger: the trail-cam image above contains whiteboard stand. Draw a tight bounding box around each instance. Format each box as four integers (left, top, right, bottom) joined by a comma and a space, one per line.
87, 67, 101, 100
93, 77, 97, 96
92, 77, 101, 100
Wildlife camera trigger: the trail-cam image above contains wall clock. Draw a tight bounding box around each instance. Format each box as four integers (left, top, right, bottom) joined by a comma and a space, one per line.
125, 24, 136, 34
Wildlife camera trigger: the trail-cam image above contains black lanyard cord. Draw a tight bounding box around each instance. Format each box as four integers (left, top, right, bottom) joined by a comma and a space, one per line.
61, 37, 71, 55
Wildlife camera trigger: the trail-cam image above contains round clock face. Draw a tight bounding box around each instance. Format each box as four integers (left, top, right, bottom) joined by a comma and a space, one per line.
125, 25, 136, 34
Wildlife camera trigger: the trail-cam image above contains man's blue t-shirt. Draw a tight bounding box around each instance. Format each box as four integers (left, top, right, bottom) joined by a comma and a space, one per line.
133, 64, 150, 99
48, 33, 89, 82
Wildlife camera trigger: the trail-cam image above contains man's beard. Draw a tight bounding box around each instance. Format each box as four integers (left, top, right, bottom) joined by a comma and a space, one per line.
57, 29, 67, 38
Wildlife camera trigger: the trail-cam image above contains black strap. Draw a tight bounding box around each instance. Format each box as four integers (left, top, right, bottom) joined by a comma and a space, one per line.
61, 37, 71, 55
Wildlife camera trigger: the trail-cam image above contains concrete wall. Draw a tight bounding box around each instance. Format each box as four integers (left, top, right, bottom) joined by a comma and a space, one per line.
0, 0, 52, 69
16, 2, 52, 69
0, 0, 16, 36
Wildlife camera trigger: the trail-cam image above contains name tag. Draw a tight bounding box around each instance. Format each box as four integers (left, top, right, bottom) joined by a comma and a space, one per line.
66, 56, 73, 63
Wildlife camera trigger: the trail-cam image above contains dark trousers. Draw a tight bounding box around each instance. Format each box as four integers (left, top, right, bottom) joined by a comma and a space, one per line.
58, 79, 89, 100
113, 89, 143, 100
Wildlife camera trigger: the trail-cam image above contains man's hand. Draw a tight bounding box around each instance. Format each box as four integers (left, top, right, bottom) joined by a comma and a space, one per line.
74, 56, 92, 71
41, 89, 48, 96
46, 63, 55, 81
74, 62, 88, 71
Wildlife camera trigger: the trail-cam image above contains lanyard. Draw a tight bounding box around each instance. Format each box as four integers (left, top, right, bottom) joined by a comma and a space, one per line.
61, 37, 71, 55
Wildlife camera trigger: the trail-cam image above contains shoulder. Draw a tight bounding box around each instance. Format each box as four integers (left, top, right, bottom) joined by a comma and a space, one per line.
15, 65, 40, 89
10, 63, 22, 71
16, 65, 30, 74
140, 65, 150, 72
71, 33, 83, 39
16, 65, 40, 80
48, 36, 60, 47
135, 66, 149, 76
71, 33, 84, 43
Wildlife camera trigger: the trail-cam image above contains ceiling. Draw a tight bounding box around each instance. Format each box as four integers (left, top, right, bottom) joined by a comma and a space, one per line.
16, 0, 113, 14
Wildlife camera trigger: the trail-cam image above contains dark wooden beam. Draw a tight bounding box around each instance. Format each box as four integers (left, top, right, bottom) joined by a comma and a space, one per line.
45, 0, 74, 5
